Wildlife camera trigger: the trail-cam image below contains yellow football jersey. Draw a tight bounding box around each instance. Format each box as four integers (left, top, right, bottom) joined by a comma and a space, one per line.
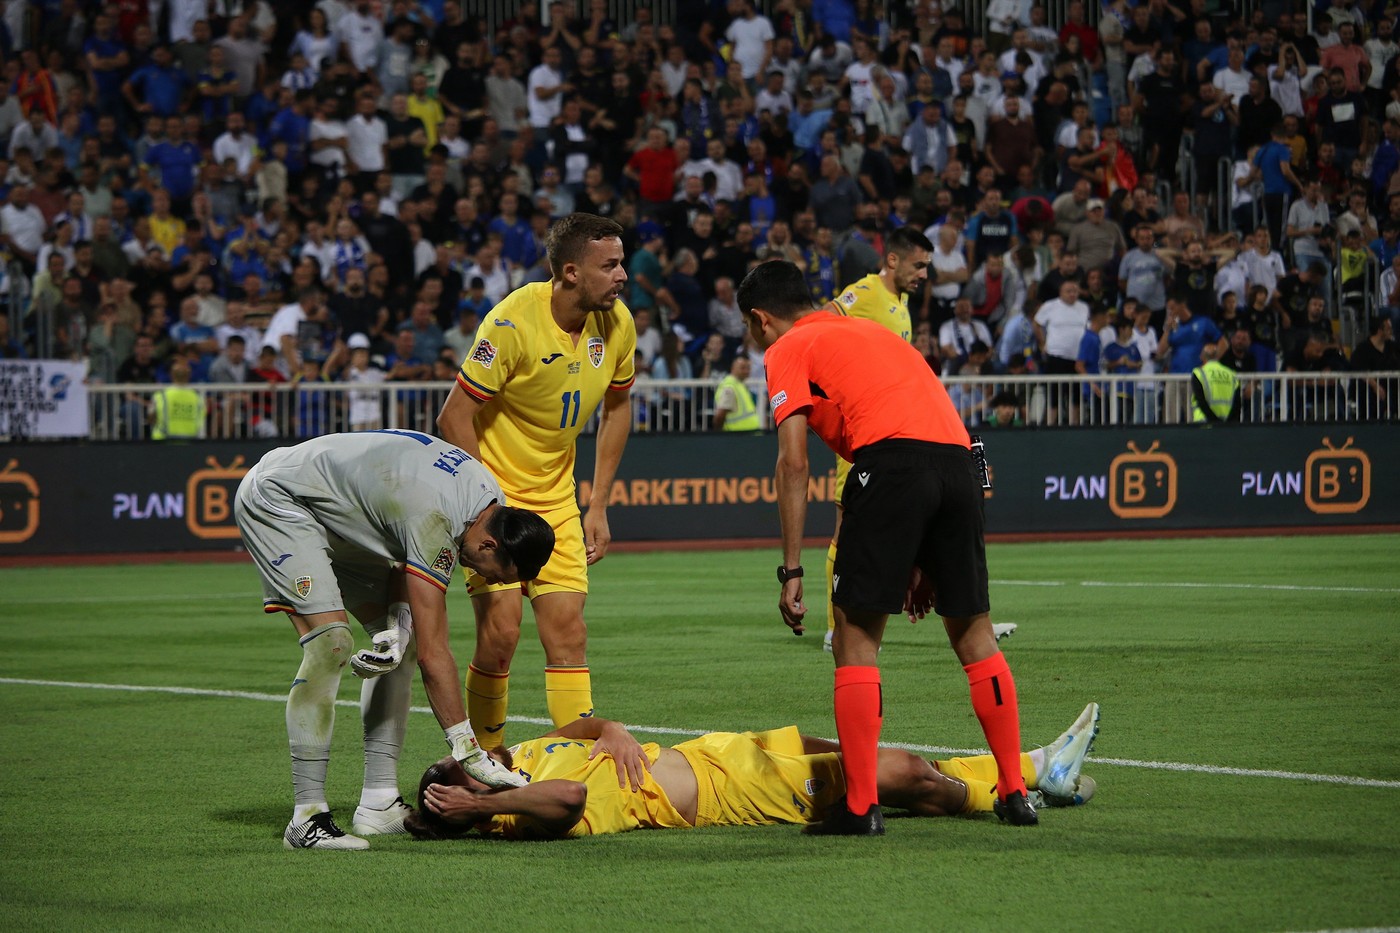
832, 272, 911, 342
480, 728, 845, 838
455, 283, 636, 510
484, 737, 692, 839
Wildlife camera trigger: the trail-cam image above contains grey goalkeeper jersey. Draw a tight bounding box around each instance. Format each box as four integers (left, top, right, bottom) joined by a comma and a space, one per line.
251, 430, 506, 589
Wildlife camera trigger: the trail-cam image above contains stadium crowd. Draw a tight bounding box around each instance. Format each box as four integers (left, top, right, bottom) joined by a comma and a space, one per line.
2, 0, 1398, 436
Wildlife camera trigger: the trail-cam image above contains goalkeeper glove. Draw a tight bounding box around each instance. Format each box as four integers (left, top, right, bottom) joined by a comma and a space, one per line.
350, 609, 413, 678
445, 720, 528, 788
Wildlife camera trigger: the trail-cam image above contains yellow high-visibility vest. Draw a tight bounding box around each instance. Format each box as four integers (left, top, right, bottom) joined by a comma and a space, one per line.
152, 386, 203, 440
716, 374, 760, 432
1190, 360, 1238, 423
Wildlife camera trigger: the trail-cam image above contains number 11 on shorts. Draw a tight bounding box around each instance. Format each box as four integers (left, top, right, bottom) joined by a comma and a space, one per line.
559, 390, 581, 429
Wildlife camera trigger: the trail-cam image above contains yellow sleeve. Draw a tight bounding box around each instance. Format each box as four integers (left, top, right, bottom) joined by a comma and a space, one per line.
455, 306, 523, 403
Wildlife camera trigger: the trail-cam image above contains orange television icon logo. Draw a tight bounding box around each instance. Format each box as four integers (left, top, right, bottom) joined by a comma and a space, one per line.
1108, 441, 1177, 519
0, 459, 40, 544
1304, 437, 1370, 514
186, 456, 249, 540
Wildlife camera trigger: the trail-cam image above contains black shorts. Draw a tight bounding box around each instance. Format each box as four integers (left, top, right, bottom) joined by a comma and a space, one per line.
833, 439, 990, 618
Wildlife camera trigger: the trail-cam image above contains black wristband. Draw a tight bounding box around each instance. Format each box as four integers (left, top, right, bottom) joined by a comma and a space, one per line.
777, 565, 804, 583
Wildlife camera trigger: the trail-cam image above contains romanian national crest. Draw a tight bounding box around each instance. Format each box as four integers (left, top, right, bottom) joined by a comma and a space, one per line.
471, 339, 497, 368
587, 336, 604, 368
431, 547, 455, 574
294, 576, 313, 599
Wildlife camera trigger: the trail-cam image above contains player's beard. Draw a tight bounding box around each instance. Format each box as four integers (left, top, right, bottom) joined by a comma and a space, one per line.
589, 283, 621, 312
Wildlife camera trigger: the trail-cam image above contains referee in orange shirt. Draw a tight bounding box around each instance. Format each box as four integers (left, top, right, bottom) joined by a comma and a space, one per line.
737, 259, 1036, 834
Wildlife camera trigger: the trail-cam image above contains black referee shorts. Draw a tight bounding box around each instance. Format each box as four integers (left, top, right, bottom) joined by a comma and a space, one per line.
832, 439, 990, 619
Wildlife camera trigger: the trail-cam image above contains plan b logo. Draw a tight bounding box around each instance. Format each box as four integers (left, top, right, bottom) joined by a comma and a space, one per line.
1108, 441, 1177, 519
186, 456, 249, 540
1304, 437, 1370, 515
0, 459, 40, 544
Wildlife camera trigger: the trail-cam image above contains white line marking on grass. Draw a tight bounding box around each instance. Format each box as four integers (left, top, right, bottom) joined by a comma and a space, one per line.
990, 579, 1400, 595
0, 592, 261, 604
5, 677, 1399, 790
1277, 927, 1400, 932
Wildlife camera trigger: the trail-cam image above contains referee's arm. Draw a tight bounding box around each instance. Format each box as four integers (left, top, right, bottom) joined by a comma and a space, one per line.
775, 410, 810, 575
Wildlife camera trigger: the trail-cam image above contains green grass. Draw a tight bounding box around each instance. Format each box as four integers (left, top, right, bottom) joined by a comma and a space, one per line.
2, 536, 1398, 932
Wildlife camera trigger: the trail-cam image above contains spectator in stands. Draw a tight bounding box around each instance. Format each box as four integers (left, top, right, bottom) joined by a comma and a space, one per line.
1034, 278, 1091, 423
1067, 198, 1126, 275
938, 297, 994, 379
1119, 224, 1169, 325
1350, 318, 1399, 419
1158, 292, 1226, 422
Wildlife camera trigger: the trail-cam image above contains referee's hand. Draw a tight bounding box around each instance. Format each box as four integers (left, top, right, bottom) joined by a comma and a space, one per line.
905, 567, 935, 623
780, 579, 807, 635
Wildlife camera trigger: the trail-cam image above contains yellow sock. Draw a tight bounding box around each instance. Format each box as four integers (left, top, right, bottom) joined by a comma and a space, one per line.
825, 540, 838, 635
937, 753, 1039, 810
545, 665, 593, 727
466, 664, 510, 750
960, 777, 998, 814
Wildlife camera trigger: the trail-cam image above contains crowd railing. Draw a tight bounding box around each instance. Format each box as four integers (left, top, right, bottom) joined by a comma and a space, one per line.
36, 371, 1397, 443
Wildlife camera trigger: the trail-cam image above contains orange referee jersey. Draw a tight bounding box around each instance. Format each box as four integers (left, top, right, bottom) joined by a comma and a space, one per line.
764, 311, 970, 460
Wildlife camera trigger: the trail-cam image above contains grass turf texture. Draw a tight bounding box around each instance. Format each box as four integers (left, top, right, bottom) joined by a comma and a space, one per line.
2, 535, 1397, 932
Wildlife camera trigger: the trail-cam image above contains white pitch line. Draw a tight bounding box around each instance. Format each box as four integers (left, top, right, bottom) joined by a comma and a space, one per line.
3, 677, 1398, 790
989, 579, 1400, 595
0, 592, 262, 605
2, 580, 1396, 605
1076, 581, 1400, 595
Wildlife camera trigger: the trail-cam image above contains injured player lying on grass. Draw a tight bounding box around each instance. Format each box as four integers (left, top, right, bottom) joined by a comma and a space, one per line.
404, 704, 1100, 840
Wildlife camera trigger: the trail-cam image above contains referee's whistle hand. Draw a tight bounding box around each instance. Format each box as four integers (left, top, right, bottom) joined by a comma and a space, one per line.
780, 581, 806, 634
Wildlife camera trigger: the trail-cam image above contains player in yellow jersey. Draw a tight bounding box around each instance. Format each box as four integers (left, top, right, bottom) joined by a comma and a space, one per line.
405, 703, 1100, 840
820, 226, 931, 651
436, 214, 635, 748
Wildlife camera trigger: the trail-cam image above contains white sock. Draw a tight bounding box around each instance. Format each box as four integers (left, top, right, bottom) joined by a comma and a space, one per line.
287, 622, 352, 818
293, 802, 329, 823
360, 633, 415, 810
357, 788, 401, 811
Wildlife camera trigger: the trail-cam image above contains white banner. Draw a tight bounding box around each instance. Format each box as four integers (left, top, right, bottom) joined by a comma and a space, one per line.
0, 360, 90, 438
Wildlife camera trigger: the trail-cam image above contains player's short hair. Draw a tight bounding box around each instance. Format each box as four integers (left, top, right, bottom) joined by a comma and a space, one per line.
736, 260, 815, 320
544, 213, 624, 277
488, 505, 555, 583
887, 226, 933, 258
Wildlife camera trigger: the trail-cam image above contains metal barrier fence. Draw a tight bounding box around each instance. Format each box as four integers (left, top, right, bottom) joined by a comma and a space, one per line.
64, 371, 1400, 442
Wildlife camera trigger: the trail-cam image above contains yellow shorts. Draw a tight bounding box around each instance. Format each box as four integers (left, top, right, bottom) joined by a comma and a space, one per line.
833, 455, 852, 505
674, 727, 845, 828
465, 500, 587, 598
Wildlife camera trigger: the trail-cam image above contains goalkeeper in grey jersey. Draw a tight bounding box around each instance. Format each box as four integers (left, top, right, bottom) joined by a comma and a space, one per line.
235, 429, 554, 850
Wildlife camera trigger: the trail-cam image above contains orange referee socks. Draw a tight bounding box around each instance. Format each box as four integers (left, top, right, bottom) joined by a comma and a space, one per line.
834, 665, 883, 816
963, 652, 1028, 798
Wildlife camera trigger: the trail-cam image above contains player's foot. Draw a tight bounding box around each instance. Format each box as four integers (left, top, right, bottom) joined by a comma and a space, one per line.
460, 748, 528, 788
823, 629, 833, 652
803, 796, 885, 836
993, 790, 1039, 826
283, 811, 369, 850
1038, 702, 1101, 801
993, 622, 1017, 642
1041, 774, 1097, 808
351, 797, 414, 836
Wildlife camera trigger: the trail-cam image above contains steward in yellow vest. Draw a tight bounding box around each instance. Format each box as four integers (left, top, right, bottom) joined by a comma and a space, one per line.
712, 355, 760, 432
151, 359, 205, 440
1190, 345, 1240, 424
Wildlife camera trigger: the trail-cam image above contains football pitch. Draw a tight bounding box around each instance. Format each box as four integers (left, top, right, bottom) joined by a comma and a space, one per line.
2, 535, 1397, 932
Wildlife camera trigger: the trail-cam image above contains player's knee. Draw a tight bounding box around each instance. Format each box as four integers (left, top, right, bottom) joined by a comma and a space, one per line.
302, 622, 353, 671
